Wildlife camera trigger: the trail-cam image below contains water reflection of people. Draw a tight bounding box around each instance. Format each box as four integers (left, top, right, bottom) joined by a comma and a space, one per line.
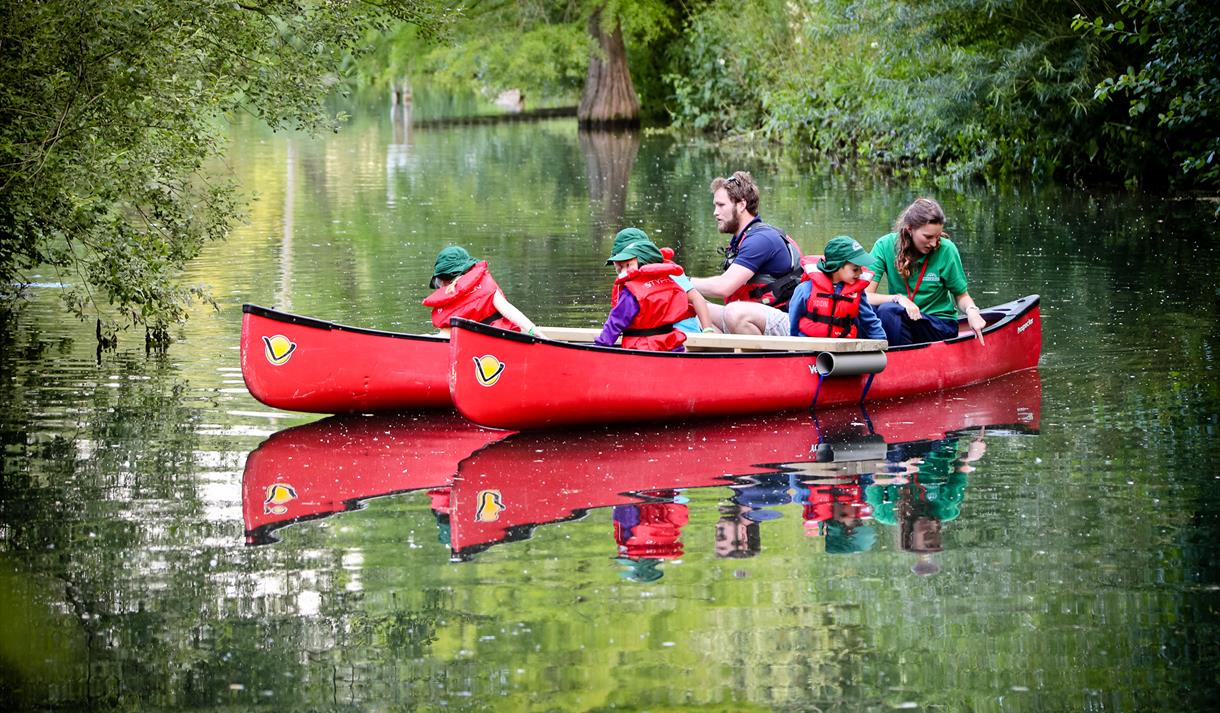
728, 473, 790, 521
792, 475, 877, 555
712, 475, 788, 563
714, 503, 761, 559
865, 433, 984, 574
613, 489, 688, 582
427, 488, 452, 547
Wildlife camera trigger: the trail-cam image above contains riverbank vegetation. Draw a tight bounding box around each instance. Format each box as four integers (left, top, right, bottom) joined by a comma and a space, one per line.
0, 0, 449, 341
374, 1, 1216, 190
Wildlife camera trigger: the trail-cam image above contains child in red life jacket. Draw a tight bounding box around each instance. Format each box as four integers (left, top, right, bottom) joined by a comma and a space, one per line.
788, 235, 886, 340
595, 228, 714, 351
421, 246, 544, 338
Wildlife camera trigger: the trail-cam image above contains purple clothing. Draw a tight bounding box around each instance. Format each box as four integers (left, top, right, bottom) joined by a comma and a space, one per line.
596, 291, 640, 346
595, 291, 685, 351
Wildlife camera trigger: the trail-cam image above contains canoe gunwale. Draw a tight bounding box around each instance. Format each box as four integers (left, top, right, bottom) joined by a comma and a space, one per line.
451, 294, 1040, 359
243, 303, 445, 344
887, 294, 1040, 353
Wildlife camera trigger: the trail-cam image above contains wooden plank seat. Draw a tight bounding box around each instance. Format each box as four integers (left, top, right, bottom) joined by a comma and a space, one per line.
537, 326, 887, 353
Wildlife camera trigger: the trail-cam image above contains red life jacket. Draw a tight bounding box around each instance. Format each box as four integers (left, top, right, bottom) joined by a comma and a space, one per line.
722, 223, 804, 308
614, 502, 689, 559
797, 269, 872, 338
802, 484, 871, 526
612, 262, 691, 351
422, 261, 518, 331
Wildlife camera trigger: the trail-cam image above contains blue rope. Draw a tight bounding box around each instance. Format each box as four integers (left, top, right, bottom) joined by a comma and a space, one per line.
859, 372, 876, 404
810, 372, 825, 409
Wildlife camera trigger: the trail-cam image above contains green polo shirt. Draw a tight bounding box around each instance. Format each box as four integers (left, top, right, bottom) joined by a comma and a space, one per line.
869, 233, 968, 320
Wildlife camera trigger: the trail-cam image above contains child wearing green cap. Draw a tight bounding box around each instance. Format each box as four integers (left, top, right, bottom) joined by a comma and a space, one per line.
788, 235, 886, 340
422, 246, 544, 338
595, 228, 714, 351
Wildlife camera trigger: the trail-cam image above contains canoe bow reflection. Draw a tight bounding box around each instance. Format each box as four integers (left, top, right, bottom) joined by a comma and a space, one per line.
241, 412, 510, 545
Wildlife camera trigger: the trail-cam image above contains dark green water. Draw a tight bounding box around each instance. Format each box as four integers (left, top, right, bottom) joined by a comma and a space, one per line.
2, 109, 1219, 712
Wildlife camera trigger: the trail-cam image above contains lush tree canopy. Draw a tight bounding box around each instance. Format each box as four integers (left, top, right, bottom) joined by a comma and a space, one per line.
361, 0, 684, 122
374, 0, 1215, 188
1074, 1, 1220, 187
665, 0, 1219, 188
0, 0, 447, 341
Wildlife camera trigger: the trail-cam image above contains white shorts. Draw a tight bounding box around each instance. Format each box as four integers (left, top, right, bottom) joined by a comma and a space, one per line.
717, 303, 790, 336
762, 306, 789, 336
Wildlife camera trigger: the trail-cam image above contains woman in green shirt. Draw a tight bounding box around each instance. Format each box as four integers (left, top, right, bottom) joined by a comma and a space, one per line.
865, 198, 987, 346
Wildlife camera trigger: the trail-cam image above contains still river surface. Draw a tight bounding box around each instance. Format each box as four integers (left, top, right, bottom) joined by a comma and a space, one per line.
3, 105, 1219, 712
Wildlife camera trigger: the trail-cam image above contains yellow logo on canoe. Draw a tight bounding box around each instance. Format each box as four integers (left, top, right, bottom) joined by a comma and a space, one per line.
263, 334, 297, 366
473, 354, 505, 387
475, 489, 505, 522
264, 483, 297, 515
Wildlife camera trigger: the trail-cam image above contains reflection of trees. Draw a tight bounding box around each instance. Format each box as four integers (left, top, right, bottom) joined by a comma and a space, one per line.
387, 101, 413, 187
578, 128, 640, 240
277, 141, 294, 311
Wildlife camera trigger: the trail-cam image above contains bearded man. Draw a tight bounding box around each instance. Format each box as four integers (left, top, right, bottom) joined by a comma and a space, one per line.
689, 171, 803, 335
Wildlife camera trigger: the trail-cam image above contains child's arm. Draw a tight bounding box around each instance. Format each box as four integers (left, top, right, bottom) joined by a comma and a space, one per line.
788, 281, 812, 336
492, 290, 546, 339
855, 298, 887, 341
596, 292, 639, 346
687, 288, 716, 332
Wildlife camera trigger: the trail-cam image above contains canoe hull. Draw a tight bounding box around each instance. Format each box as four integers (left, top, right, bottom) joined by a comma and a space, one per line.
240, 305, 450, 413
450, 295, 1042, 430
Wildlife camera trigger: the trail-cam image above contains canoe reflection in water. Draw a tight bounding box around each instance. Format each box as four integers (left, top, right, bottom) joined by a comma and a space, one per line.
242, 370, 1040, 578
445, 369, 1041, 574
241, 412, 510, 545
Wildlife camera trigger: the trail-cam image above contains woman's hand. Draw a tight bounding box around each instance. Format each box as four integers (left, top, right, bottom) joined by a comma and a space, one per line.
966, 309, 986, 345
896, 295, 922, 321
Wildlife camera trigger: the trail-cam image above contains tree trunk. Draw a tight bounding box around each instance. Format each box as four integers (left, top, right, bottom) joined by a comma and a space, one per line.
578, 9, 640, 127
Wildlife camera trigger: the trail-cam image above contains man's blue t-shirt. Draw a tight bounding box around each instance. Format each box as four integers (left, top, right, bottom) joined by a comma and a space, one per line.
729, 218, 794, 277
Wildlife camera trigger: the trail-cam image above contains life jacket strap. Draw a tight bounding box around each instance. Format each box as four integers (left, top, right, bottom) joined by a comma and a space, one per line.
805, 313, 853, 330
623, 322, 679, 337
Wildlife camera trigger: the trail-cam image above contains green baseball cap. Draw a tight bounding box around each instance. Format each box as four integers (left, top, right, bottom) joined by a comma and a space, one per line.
824, 521, 877, 554
606, 227, 664, 265
430, 246, 478, 287
817, 235, 871, 273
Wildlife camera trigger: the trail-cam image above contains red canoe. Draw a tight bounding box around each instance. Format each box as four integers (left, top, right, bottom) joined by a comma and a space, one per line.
240, 304, 451, 413
449, 295, 1042, 430
444, 370, 1041, 558
241, 411, 510, 544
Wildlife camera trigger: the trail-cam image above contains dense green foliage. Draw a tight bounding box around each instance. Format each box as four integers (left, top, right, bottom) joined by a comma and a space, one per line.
665, 0, 1218, 188
1074, 1, 1220, 187
358, 1, 685, 120
0, 0, 446, 339
373, 1, 1215, 188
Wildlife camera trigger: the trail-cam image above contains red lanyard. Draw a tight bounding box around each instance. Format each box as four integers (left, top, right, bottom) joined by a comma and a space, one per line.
904, 258, 929, 301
